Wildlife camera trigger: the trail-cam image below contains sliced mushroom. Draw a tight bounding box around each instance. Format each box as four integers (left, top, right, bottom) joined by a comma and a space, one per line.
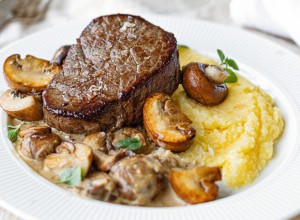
110, 155, 166, 205
43, 142, 93, 178
51, 45, 71, 65
111, 127, 156, 154
143, 93, 196, 152
93, 149, 128, 172
169, 167, 222, 204
19, 126, 51, 138
0, 89, 43, 121
4, 54, 61, 93
182, 62, 228, 105
77, 172, 117, 201
20, 133, 61, 160
83, 132, 107, 152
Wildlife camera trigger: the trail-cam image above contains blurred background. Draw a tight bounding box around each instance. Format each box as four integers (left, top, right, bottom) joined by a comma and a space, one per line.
0, 0, 299, 219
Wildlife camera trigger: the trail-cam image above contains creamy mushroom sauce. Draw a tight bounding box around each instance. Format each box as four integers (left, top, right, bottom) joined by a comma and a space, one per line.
9, 117, 190, 207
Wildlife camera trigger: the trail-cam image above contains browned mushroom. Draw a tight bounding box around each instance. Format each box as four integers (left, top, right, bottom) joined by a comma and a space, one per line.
19, 126, 51, 138
0, 89, 43, 121
77, 172, 117, 201
109, 155, 166, 205
93, 149, 128, 172
51, 45, 71, 65
143, 93, 195, 152
182, 62, 229, 105
4, 54, 61, 93
111, 127, 157, 154
20, 133, 61, 160
43, 142, 93, 178
169, 167, 222, 204
83, 132, 107, 152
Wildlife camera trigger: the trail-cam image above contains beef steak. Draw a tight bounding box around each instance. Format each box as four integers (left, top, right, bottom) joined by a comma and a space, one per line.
43, 14, 181, 134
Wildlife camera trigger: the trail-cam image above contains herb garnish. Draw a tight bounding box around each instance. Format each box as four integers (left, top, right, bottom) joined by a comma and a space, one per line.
59, 167, 82, 186
7, 122, 24, 142
217, 49, 239, 83
116, 137, 142, 151
177, 45, 189, 50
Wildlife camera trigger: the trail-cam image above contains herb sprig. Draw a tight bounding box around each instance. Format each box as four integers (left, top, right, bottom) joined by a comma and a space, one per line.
7, 122, 24, 142
217, 49, 239, 83
116, 137, 142, 151
59, 167, 82, 186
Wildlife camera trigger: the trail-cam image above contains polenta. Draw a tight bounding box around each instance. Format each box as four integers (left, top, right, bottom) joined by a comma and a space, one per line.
173, 47, 284, 187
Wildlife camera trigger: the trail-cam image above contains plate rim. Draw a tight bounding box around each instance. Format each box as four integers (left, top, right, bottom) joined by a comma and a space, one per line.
0, 14, 300, 220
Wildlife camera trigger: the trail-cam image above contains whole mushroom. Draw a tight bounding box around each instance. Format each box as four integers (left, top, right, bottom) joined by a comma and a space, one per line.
51, 45, 71, 65
182, 62, 229, 105
20, 130, 61, 160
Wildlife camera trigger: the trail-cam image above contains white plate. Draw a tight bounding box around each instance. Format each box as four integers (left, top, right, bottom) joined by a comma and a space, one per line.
0, 15, 300, 220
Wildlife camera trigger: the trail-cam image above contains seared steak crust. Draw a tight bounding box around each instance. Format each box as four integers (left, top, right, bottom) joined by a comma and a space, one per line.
43, 14, 180, 134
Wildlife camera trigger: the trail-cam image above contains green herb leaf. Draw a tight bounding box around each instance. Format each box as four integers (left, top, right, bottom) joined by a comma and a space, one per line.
7, 122, 24, 142
224, 68, 238, 83
217, 49, 225, 62
177, 45, 189, 50
226, 59, 239, 70
116, 137, 142, 151
59, 167, 82, 186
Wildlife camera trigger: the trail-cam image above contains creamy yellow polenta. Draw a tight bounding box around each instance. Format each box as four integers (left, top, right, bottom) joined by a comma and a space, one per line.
173, 47, 284, 187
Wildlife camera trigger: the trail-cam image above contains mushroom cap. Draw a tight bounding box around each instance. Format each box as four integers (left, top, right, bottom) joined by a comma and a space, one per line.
20, 133, 61, 160
51, 45, 71, 65
182, 62, 228, 106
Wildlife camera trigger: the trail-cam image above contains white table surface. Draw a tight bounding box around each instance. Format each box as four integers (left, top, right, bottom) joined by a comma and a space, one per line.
0, 0, 299, 219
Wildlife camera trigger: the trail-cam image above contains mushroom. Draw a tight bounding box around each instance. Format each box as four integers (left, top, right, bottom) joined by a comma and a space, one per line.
20, 133, 61, 160
109, 155, 166, 205
0, 89, 43, 121
93, 149, 128, 172
4, 54, 61, 93
43, 142, 93, 178
143, 93, 196, 152
77, 172, 117, 201
169, 167, 222, 204
111, 127, 157, 154
182, 62, 229, 105
83, 132, 107, 152
19, 126, 51, 138
51, 45, 71, 65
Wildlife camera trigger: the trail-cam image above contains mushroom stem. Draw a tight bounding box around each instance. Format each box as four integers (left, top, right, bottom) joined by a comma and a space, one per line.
204, 65, 229, 84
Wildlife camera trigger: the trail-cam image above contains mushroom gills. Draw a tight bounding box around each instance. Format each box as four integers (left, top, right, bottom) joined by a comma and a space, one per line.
169, 167, 222, 204
4, 54, 61, 93
143, 93, 195, 152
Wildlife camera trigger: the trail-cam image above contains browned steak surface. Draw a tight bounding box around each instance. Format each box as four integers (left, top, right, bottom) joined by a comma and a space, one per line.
43, 14, 180, 134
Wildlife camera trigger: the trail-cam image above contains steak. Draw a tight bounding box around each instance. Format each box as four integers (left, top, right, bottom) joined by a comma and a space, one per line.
43, 14, 180, 134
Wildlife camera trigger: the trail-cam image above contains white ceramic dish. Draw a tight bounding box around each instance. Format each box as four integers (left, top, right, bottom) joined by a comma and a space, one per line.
0, 15, 300, 220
